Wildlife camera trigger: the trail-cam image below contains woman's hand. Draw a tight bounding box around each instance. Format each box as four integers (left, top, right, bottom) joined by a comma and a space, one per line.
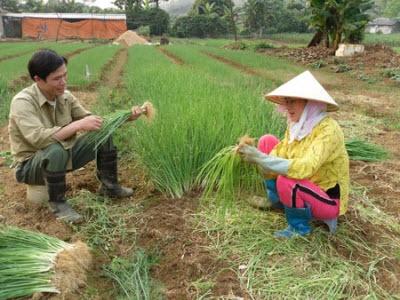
129, 105, 143, 121
237, 144, 264, 163
238, 144, 289, 175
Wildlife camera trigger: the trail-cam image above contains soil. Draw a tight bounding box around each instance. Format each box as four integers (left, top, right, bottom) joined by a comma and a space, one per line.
262, 44, 399, 67
114, 30, 149, 47
260, 44, 400, 83
138, 196, 246, 299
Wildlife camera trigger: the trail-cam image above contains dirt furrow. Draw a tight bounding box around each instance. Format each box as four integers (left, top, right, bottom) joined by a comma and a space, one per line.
157, 47, 185, 65
0, 50, 32, 63
204, 51, 261, 76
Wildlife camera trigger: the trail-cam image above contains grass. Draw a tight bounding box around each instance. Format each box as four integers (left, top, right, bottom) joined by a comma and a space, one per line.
0, 42, 91, 81
69, 190, 138, 253
195, 192, 400, 298
345, 139, 389, 162
0, 76, 12, 124
0, 41, 55, 59
108, 44, 287, 198
67, 44, 120, 87
200, 45, 304, 85
0, 39, 399, 299
103, 249, 162, 300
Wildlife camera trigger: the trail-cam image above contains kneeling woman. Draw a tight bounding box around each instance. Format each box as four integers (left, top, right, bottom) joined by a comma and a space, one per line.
239, 71, 349, 238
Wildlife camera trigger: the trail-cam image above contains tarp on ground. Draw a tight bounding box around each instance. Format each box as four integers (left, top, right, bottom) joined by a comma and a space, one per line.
22, 18, 127, 40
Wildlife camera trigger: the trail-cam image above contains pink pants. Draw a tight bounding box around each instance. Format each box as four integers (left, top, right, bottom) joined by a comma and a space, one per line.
258, 134, 340, 220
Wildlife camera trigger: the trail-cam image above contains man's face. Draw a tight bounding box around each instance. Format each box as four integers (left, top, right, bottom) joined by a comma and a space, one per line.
35, 64, 67, 99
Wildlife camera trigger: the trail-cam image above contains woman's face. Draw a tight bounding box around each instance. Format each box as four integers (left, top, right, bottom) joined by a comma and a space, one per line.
283, 98, 307, 123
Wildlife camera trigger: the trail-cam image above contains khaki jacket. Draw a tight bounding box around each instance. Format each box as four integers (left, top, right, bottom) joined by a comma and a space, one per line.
8, 83, 90, 166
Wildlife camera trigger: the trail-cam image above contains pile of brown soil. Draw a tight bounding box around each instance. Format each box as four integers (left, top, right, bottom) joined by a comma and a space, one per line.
114, 30, 149, 47
268, 46, 335, 64
347, 44, 400, 68
268, 44, 400, 70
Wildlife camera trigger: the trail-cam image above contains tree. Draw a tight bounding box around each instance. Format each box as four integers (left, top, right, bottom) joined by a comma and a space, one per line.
223, 3, 240, 40
308, 0, 373, 50
152, 0, 168, 9
171, 14, 229, 38
114, 0, 141, 11
243, 0, 279, 37
20, 0, 44, 12
0, 0, 20, 12
383, 0, 400, 17
191, 0, 234, 17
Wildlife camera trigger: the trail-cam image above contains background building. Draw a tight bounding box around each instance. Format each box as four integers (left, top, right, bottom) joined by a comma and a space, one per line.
0, 12, 126, 39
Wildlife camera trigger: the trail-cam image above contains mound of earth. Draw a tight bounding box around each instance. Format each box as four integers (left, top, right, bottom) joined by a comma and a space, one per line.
114, 30, 149, 47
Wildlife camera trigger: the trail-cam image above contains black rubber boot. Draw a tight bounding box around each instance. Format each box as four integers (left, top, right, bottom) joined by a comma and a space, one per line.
96, 149, 133, 198
45, 171, 82, 224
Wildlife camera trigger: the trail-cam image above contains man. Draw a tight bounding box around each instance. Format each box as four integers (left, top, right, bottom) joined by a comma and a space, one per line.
8, 49, 142, 223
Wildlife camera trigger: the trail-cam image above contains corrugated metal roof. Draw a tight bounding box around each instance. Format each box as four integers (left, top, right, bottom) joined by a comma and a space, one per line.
368, 18, 399, 26
1, 13, 126, 20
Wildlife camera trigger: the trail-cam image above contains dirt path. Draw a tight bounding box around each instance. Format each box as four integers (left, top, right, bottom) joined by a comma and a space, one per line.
157, 47, 184, 65
138, 196, 247, 299
204, 51, 261, 76
100, 48, 128, 89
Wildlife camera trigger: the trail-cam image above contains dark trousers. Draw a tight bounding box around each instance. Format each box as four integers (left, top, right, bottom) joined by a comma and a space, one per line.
15, 136, 115, 185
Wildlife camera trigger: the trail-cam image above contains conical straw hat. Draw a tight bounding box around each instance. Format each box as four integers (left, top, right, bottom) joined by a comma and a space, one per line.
265, 70, 339, 112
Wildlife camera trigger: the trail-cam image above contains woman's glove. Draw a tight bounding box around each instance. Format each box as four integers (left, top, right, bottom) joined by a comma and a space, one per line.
237, 144, 289, 175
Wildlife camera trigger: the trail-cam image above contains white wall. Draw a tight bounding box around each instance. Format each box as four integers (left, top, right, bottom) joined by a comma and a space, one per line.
367, 25, 394, 34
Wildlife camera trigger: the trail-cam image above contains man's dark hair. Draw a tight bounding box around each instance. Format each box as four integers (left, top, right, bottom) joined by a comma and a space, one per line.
28, 49, 68, 81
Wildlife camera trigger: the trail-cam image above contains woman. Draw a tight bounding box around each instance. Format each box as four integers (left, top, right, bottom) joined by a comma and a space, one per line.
238, 71, 349, 238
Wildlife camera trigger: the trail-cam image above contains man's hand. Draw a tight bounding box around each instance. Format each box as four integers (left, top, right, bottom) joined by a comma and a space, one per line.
129, 105, 143, 121
78, 115, 103, 131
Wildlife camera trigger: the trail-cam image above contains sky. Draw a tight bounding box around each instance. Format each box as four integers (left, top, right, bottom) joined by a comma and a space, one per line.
77, 0, 117, 9
77, 0, 190, 10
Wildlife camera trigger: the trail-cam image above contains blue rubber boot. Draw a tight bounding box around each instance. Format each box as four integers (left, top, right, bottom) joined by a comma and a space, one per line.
274, 206, 312, 238
322, 218, 338, 234
264, 179, 284, 209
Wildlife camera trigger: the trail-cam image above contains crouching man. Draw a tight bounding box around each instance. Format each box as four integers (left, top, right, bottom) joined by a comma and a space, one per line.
8, 49, 142, 223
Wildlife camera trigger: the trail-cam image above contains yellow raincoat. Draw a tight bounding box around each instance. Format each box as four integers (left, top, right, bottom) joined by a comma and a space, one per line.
270, 116, 349, 215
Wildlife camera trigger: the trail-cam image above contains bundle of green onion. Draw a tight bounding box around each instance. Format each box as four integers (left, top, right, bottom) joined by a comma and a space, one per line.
82, 102, 155, 150
82, 110, 132, 150
345, 139, 389, 162
0, 226, 90, 299
196, 145, 263, 208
